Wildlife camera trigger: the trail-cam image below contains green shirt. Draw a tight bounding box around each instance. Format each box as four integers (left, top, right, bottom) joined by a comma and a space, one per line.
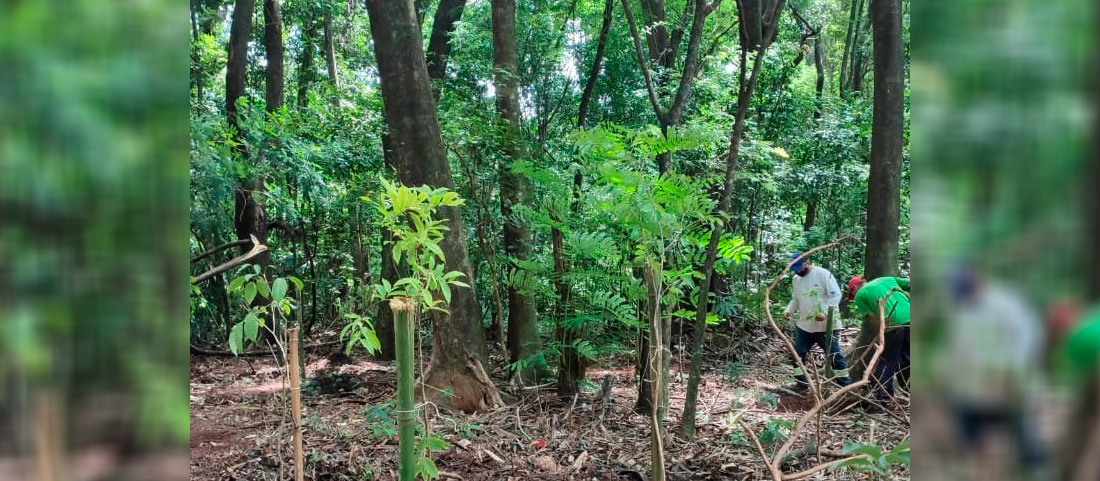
853, 277, 910, 325
1059, 313, 1100, 383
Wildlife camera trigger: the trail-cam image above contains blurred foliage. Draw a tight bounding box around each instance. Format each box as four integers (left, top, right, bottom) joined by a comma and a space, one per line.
1, 0, 188, 452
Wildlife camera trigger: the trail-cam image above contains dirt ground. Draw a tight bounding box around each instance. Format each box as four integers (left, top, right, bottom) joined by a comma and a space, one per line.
189, 327, 910, 480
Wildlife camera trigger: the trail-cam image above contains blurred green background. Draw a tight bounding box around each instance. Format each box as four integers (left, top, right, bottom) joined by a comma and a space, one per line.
0, 0, 189, 469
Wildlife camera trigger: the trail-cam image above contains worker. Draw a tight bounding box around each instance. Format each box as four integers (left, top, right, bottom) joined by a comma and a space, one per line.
849, 275, 910, 403
1050, 304, 1100, 480
783, 252, 852, 394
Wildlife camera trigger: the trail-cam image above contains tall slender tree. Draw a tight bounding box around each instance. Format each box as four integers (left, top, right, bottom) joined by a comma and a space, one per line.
680, 0, 786, 439
365, 0, 502, 413
864, 0, 904, 279
263, 0, 284, 111
491, 0, 540, 383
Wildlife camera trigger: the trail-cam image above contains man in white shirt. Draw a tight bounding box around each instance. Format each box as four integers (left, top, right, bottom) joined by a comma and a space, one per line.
783, 252, 851, 393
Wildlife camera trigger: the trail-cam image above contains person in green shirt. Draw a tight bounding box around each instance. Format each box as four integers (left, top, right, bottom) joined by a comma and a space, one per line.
1049, 306, 1100, 480
848, 276, 910, 403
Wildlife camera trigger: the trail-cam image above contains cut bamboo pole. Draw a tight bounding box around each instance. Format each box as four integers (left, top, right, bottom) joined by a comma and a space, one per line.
287, 327, 304, 481
391, 297, 417, 481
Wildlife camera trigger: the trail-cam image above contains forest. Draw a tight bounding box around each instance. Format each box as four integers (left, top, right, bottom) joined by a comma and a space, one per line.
189, 0, 911, 479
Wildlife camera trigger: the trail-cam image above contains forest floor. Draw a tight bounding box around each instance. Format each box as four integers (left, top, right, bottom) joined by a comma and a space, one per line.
189, 325, 911, 481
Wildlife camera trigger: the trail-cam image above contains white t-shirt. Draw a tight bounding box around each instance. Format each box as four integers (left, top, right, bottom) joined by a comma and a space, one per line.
785, 266, 842, 333
937, 283, 1041, 407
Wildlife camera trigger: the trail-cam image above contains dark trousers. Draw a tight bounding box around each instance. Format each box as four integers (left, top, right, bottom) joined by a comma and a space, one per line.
951, 403, 1046, 469
872, 325, 910, 399
792, 327, 851, 384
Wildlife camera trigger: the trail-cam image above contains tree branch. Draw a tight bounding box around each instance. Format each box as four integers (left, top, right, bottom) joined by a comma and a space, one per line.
621, 0, 667, 124
192, 235, 268, 284
190, 239, 251, 264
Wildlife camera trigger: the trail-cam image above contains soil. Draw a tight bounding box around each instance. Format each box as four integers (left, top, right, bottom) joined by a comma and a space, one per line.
190, 327, 910, 480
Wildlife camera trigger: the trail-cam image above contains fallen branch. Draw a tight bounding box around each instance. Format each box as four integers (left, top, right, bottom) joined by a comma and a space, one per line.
190, 239, 251, 264
192, 235, 267, 284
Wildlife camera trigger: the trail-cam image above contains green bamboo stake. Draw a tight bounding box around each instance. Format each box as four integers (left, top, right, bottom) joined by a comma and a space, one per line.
392, 297, 417, 481
824, 306, 836, 379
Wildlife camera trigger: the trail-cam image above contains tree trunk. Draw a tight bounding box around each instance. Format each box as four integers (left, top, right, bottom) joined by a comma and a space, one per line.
365, 0, 500, 413
847, 0, 868, 93
839, 0, 859, 94
863, 0, 903, 279
263, 0, 284, 111
803, 199, 818, 231
813, 37, 824, 118
681, 25, 778, 438
226, 0, 255, 125
190, 0, 204, 104
297, 17, 317, 110
425, 0, 467, 87
577, 0, 613, 127
324, 10, 339, 88
492, 0, 541, 383
375, 133, 400, 361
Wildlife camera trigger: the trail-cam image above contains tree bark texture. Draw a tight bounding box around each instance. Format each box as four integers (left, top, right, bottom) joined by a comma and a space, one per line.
863, 0, 903, 279
324, 10, 339, 88
226, 0, 256, 125
425, 0, 467, 85
365, 0, 499, 413
297, 16, 318, 109
263, 0, 284, 111
492, 0, 541, 383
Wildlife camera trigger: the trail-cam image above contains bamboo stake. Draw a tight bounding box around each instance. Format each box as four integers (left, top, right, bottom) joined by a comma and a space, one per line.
287, 327, 304, 481
34, 390, 62, 481
392, 297, 417, 481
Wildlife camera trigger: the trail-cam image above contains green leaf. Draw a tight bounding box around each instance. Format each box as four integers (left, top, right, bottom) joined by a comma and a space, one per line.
255, 277, 270, 299
424, 437, 451, 452
287, 275, 304, 292
361, 328, 381, 354
272, 278, 288, 302
417, 456, 440, 480
243, 312, 260, 341
244, 283, 257, 304
227, 276, 247, 292
229, 323, 244, 355
440, 282, 451, 304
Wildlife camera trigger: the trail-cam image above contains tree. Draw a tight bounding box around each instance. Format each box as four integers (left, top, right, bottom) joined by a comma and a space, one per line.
225, 0, 276, 346
680, 0, 786, 440
365, 0, 501, 413
620, 0, 719, 174
491, 0, 541, 383
863, 0, 903, 279
263, 0, 284, 111
425, 0, 467, 88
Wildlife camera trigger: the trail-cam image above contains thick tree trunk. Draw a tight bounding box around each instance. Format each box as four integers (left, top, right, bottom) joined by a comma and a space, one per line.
263, 0, 284, 111
425, 0, 467, 86
492, 0, 541, 383
863, 0, 903, 279
297, 17, 317, 110
324, 11, 339, 88
365, 0, 499, 413
226, 0, 255, 125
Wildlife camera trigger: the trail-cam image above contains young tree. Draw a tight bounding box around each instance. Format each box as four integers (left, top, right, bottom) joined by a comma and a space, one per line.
365, 0, 501, 412
491, 0, 541, 383
863, 0, 903, 279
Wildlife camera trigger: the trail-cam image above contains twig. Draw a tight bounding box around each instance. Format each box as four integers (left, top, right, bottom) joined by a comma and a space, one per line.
781, 455, 865, 480
736, 418, 783, 481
